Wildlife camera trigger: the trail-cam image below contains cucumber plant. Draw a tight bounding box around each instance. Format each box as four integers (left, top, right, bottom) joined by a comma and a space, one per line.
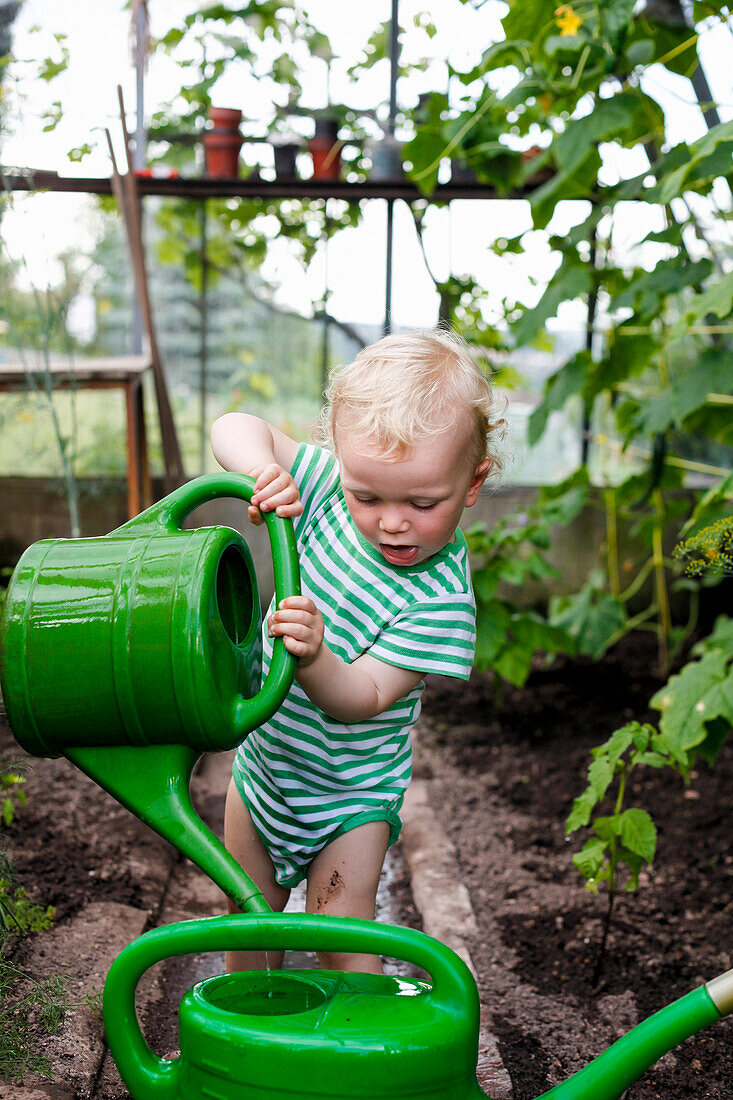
566, 721, 685, 985
568, 613, 733, 985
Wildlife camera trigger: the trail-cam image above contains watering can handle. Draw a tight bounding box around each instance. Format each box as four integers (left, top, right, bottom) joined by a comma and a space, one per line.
103, 913, 479, 1100
119, 473, 301, 735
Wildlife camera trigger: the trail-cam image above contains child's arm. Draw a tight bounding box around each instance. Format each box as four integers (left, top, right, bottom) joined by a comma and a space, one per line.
268, 596, 424, 722
211, 412, 303, 524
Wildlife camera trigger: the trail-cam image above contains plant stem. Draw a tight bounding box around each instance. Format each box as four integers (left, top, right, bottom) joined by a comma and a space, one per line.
593, 768, 626, 988
652, 488, 672, 674
604, 488, 620, 596
593, 887, 616, 989
618, 556, 654, 605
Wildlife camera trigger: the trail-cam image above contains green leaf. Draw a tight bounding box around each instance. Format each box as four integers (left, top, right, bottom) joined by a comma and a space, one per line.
651, 650, 733, 754
39, 56, 68, 81
493, 641, 533, 688
535, 467, 591, 524
624, 38, 655, 67
631, 724, 652, 752
595, 330, 659, 398
697, 716, 732, 765
528, 351, 591, 446
512, 258, 593, 348
685, 118, 733, 176
619, 807, 657, 863
549, 587, 627, 660
566, 788, 598, 833
502, 0, 554, 44
501, 558, 532, 586
621, 849, 644, 892
612, 258, 711, 318
474, 600, 511, 668
403, 92, 451, 195
668, 270, 733, 342
588, 755, 613, 801
632, 348, 731, 435
573, 837, 607, 880
602, 723, 637, 769
525, 550, 560, 582
592, 814, 621, 842
472, 566, 501, 604
637, 751, 671, 768
512, 612, 575, 656
552, 95, 634, 178
529, 146, 603, 230
692, 616, 733, 660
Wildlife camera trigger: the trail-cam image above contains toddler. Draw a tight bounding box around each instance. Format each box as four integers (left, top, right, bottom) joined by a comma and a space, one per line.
211, 328, 503, 974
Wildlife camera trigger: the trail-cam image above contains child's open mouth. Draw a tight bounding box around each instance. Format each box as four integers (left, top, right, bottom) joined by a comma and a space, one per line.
379, 544, 420, 566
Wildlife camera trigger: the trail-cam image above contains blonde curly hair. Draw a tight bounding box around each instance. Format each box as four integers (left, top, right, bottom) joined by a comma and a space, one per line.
319, 328, 505, 473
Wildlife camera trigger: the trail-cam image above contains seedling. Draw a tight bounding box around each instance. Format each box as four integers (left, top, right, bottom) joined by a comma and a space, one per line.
566, 721, 685, 986
1, 767, 27, 827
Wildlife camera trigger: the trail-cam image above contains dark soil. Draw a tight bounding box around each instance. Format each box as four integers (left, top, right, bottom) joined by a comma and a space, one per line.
417, 630, 733, 1099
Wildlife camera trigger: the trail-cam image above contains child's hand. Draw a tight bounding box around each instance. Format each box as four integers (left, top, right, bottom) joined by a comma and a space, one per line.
248, 463, 303, 526
267, 596, 324, 667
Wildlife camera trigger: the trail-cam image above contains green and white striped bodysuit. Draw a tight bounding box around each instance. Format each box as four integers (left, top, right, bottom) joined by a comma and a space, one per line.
233, 442, 476, 886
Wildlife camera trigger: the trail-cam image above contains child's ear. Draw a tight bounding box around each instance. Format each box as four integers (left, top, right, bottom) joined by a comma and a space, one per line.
465, 459, 492, 507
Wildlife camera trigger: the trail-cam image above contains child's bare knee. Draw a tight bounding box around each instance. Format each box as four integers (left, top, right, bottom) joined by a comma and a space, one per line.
313, 868, 346, 912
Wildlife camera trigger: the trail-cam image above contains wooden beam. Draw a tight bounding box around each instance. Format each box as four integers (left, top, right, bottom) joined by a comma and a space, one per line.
106, 91, 185, 490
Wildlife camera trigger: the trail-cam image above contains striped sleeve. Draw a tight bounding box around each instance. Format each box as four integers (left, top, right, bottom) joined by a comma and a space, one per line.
369, 594, 476, 680
290, 443, 339, 539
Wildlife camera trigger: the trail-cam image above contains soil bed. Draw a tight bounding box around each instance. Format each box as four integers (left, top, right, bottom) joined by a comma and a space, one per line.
417, 630, 733, 1099
1, 626, 732, 1097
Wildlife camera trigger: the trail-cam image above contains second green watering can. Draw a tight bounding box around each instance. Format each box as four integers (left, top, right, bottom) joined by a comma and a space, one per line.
0, 473, 299, 755
0, 474, 301, 912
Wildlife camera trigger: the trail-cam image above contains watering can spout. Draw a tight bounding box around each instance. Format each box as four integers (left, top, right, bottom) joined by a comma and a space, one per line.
65, 743, 271, 914
528, 967, 733, 1100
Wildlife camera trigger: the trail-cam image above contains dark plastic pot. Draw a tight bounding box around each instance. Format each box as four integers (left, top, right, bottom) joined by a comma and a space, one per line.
370, 137, 403, 181
272, 142, 300, 180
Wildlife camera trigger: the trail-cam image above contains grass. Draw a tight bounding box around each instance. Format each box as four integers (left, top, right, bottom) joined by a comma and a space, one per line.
0, 763, 69, 1085
0, 963, 68, 1082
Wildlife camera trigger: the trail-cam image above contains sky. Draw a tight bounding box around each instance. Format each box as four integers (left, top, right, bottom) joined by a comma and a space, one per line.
1, 0, 731, 335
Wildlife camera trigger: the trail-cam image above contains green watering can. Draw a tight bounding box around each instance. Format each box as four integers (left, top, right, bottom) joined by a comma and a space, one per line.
2, 476, 733, 1100
0, 473, 299, 912
101, 912, 733, 1100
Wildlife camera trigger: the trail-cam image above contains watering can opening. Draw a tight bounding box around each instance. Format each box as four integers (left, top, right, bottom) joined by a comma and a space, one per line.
199, 971, 328, 1018
215, 543, 257, 651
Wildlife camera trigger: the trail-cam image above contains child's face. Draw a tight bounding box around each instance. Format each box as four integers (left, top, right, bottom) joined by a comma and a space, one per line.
337, 419, 490, 567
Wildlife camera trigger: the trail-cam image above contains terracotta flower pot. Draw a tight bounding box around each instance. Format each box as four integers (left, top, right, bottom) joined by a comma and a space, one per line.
309, 116, 341, 180
204, 107, 243, 178
204, 132, 243, 178
209, 107, 242, 130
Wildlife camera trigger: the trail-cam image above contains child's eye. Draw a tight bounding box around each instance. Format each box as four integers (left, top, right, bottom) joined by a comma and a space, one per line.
412, 501, 438, 511
353, 496, 378, 505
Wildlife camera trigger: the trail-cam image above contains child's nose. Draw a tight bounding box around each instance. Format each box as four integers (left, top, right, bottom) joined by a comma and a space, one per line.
379, 507, 409, 533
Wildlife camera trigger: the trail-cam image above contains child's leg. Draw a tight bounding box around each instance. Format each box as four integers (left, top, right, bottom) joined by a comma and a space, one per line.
305, 820, 390, 975
224, 777, 290, 971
